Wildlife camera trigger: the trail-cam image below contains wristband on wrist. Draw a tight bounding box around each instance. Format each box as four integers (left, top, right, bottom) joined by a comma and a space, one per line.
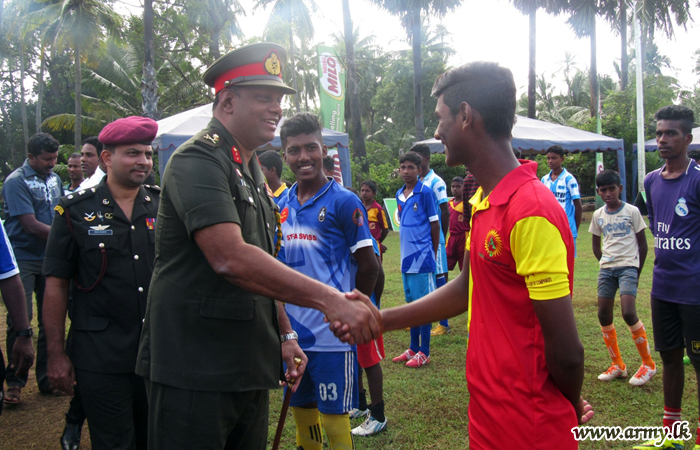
17, 328, 33, 337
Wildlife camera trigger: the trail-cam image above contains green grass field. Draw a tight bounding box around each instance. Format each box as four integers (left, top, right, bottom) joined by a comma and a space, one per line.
267, 212, 699, 449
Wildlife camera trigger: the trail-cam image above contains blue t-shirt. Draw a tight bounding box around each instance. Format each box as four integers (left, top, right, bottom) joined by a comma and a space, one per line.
277, 180, 373, 352
0, 222, 19, 280
421, 169, 448, 245
2, 160, 63, 260
541, 168, 581, 237
644, 160, 700, 305
396, 180, 439, 274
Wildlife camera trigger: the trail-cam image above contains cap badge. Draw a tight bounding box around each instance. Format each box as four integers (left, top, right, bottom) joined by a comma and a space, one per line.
264, 51, 281, 76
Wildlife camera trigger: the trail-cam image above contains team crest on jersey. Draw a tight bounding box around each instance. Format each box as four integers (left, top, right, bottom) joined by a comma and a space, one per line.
280, 207, 289, 224
675, 197, 689, 217
413, 203, 418, 211
484, 229, 503, 258
318, 207, 326, 222
353, 208, 364, 226
598, 218, 604, 226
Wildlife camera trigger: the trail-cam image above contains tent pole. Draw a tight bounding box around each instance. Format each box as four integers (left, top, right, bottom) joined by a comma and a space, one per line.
634, 0, 646, 195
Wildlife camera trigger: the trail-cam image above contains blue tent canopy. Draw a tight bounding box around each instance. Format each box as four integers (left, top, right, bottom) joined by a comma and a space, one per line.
153, 104, 352, 186
416, 115, 624, 154
415, 115, 627, 201
633, 126, 700, 152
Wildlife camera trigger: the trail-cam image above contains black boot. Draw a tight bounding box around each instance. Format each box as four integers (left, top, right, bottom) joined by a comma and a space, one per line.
60, 422, 82, 450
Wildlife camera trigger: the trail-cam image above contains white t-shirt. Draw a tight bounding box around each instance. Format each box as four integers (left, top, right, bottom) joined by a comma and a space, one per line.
588, 202, 647, 268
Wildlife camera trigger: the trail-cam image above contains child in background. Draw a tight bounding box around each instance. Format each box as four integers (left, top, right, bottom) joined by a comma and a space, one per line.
589, 170, 654, 386
446, 176, 469, 272
393, 153, 439, 368
360, 180, 389, 259
541, 145, 582, 254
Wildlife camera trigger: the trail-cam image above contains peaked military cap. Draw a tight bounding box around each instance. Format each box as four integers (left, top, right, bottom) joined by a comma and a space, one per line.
203, 42, 296, 95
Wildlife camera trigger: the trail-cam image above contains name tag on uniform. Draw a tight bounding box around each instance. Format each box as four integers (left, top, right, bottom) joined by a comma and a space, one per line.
89, 224, 113, 235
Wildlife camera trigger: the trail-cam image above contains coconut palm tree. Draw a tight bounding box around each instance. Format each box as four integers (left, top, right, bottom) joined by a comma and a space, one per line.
341, 0, 368, 172
25, 0, 122, 151
142, 0, 158, 119
255, 0, 318, 113
369, 0, 461, 141
566, 0, 601, 118
184, 0, 245, 63
511, 0, 569, 119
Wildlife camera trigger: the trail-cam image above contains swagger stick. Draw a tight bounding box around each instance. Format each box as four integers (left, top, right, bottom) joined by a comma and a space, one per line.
272, 357, 302, 450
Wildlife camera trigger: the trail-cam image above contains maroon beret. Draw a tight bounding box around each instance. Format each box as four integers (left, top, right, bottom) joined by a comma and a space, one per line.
99, 116, 158, 146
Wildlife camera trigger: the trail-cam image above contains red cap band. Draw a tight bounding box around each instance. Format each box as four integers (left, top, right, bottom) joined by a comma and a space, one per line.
214, 62, 283, 94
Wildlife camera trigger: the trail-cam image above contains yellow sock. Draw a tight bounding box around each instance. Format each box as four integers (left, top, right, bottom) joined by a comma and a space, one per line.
630, 321, 655, 369
320, 413, 354, 450
601, 325, 625, 369
292, 407, 323, 450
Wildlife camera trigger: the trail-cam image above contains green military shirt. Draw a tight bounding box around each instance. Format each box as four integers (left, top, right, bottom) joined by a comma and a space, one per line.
136, 117, 282, 392
43, 178, 160, 373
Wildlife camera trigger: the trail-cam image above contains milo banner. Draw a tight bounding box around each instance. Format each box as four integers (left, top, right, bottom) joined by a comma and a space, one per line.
318, 46, 345, 132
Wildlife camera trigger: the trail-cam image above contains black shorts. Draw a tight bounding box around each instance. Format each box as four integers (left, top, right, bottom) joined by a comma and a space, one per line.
651, 297, 700, 362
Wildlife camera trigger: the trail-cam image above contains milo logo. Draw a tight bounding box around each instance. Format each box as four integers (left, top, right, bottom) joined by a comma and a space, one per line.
319, 52, 344, 101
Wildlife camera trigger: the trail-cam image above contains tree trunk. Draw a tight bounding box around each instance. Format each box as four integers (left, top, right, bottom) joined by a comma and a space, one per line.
589, 17, 599, 118
342, 0, 367, 173
288, 28, 300, 113
210, 29, 221, 61
527, 7, 536, 119
620, 0, 628, 90
19, 40, 29, 148
0, 96, 17, 167
36, 48, 46, 132
410, 7, 424, 141
75, 41, 82, 153
142, 0, 159, 119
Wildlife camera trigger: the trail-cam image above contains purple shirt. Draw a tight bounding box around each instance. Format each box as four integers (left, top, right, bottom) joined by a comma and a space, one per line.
644, 160, 700, 305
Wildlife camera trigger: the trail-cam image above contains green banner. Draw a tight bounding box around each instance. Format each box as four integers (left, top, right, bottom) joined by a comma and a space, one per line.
383, 198, 401, 231
317, 46, 345, 132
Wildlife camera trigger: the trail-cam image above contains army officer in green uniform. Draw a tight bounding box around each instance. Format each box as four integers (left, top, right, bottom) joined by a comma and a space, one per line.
43, 116, 160, 450
135, 42, 382, 450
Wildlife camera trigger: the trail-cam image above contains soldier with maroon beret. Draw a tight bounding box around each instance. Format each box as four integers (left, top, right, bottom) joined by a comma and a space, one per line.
43, 116, 160, 450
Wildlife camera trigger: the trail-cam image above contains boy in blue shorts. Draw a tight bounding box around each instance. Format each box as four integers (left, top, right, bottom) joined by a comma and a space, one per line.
589, 170, 655, 386
393, 152, 439, 368
277, 113, 379, 450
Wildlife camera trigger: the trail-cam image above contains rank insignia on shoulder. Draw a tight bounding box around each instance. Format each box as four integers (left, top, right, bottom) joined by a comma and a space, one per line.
231, 146, 242, 164
55, 205, 64, 215
203, 133, 219, 145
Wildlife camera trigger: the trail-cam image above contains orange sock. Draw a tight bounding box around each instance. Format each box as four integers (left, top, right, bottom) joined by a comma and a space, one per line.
630, 321, 655, 369
601, 325, 624, 368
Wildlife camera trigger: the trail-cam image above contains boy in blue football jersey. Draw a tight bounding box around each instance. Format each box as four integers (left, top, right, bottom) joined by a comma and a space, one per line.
393, 152, 440, 368
277, 113, 380, 450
